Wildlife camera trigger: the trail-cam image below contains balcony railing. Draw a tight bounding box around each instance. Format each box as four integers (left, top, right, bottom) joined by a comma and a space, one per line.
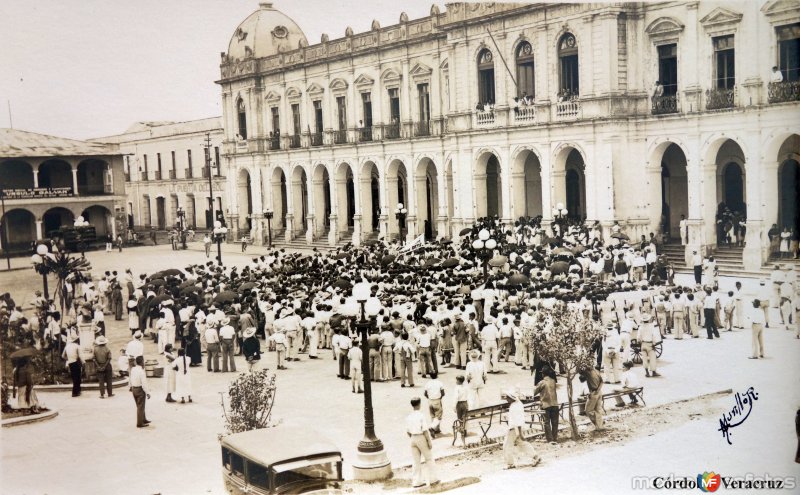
706, 87, 736, 110
288, 135, 301, 149
202, 167, 210, 178
185, 168, 193, 179
651, 94, 679, 115
414, 120, 432, 137
333, 129, 348, 145
124, 173, 130, 182
358, 127, 373, 142
140, 172, 148, 182
310, 132, 323, 147
475, 110, 495, 126
268, 136, 281, 150
384, 123, 401, 139
513, 106, 537, 124
555, 100, 580, 118
768, 81, 800, 104
154, 170, 162, 181
169, 169, 177, 180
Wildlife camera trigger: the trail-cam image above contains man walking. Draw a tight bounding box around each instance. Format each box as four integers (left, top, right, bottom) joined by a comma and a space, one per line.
62, 333, 82, 397
749, 299, 766, 359
406, 397, 439, 488
503, 389, 541, 468
129, 356, 151, 428
424, 372, 445, 437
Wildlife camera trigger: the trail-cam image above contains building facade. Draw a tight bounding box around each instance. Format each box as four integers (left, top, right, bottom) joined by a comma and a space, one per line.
0, 128, 126, 252
217, 1, 799, 269
95, 118, 226, 232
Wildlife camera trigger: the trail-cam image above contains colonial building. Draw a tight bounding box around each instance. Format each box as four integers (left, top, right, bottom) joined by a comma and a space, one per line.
0, 128, 126, 252
94, 118, 226, 231
217, 1, 799, 270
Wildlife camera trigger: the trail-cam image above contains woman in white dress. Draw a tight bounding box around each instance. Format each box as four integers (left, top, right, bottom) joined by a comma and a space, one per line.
780, 228, 791, 258
465, 349, 487, 409
173, 348, 193, 403
127, 298, 138, 335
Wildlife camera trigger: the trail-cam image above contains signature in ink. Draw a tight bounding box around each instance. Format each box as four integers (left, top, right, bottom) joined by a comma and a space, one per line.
718, 386, 758, 445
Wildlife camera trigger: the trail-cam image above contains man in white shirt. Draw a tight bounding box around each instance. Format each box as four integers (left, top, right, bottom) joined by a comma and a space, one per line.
347, 345, 363, 393
638, 313, 660, 377
602, 323, 622, 384
417, 325, 434, 377
613, 361, 642, 407
219, 318, 237, 372
770, 66, 784, 83
679, 215, 688, 245
379, 327, 395, 381
480, 319, 500, 373
125, 331, 144, 361
503, 389, 540, 469
703, 288, 720, 339
129, 356, 151, 427
205, 324, 221, 372
63, 334, 83, 397
423, 372, 445, 436
748, 299, 766, 359
406, 397, 438, 488
337, 330, 352, 379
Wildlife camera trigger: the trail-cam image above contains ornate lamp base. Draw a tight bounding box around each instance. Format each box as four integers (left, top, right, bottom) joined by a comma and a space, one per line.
351, 447, 392, 481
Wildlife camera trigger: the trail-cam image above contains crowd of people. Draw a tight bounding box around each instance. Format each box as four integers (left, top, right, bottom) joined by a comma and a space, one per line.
2, 214, 798, 485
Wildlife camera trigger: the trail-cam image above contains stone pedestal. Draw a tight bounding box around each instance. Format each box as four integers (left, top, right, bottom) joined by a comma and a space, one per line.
352, 214, 362, 246
351, 449, 392, 481
743, 219, 765, 271
328, 214, 338, 246
306, 215, 315, 245
284, 214, 295, 242
379, 212, 388, 241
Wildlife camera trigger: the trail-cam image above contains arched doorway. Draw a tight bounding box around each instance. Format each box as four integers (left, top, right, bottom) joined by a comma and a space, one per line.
335, 163, 355, 233
474, 152, 502, 219
77, 159, 109, 195
43, 207, 75, 236
237, 168, 253, 233
779, 159, 799, 231
387, 159, 409, 237
82, 205, 113, 238
1, 209, 35, 251
0, 160, 34, 189
416, 158, 439, 240
360, 162, 380, 233
155, 197, 166, 229
291, 167, 308, 236
721, 163, 745, 213
658, 143, 688, 240
565, 149, 586, 220
312, 164, 332, 235
38, 160, 73, 189
714, 140, 746, 218
271, 168, 288, 230
512, 149, 543, 218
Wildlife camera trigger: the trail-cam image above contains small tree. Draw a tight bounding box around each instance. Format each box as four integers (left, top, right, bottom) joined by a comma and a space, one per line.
220, 369, 277, 434
530, 305, 604, 440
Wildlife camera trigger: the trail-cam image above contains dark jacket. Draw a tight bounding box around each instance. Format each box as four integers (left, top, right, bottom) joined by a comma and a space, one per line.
242, 337, 261, 361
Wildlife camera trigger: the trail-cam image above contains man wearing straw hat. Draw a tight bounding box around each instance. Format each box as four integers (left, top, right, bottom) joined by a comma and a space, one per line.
503, 387, 541, 469
93, 335, 114, 399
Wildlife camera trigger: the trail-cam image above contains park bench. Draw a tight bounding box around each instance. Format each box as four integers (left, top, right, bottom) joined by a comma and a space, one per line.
566, 386, 646, 418
452, 402, 508, 447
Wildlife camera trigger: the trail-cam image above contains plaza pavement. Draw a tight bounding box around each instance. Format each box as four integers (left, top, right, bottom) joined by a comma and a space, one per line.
0, 246, 798, 494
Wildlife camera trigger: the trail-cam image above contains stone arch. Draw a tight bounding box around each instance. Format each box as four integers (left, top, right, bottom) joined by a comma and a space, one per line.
705, 138, 747, 216
311, 163, 332, 235
0, 159, 35, 189
1, 208, 35, 251
38, 159, 73, 190
360, 160, 381, 233
291, 164, 308, 236
775, 134, 800, 230
76, 158, 109, 195
81, 204, 113, 238
42, 206, 75, 236
552, 145, 586, 219
237, 167, 253, 233
474, 149, 503, 219
386, 158, 410, 238
652, 142, 689, 240
270, 166, 288, 230
334, 161, 356, 233
511, 147, 543, 218
415, 156, 439, 240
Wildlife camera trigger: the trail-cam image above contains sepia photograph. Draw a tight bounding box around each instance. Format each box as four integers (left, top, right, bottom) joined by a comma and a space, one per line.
1, 1, 798, 493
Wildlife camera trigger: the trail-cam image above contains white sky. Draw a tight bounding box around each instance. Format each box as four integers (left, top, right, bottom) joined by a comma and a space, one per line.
0, 0, 436, 140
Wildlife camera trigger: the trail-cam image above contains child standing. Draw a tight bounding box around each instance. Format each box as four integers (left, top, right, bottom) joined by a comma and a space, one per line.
268, 331, 287, 370
347, 344, 363, 393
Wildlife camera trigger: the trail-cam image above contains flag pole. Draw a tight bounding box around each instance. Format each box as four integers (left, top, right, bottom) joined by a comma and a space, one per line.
486, 27, 517, 92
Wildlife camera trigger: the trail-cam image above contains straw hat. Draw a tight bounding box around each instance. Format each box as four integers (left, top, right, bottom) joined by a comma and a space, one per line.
243, 327, 256, 339
133, 330, 143, 339
94, 336, 108, 346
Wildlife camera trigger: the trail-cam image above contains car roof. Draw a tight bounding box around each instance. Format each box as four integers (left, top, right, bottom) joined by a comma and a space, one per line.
221, 426, 341, 466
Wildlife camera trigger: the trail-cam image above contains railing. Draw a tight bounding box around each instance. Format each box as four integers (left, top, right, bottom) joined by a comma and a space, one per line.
475, 110, 495, 126
154, 171, 162, 180
310, 132, 324, 147
513, 106, 537, 124
185, 167, 193, 179
268, 136, 281, 150
333, 129, 348, 144
706, 87, 736, 110
768, 81, 800, 104
288, 135, 301, 149
414, 120, 431, 137
140, 172, 148, 182
124, 173, 130, 182
358, 127, 373, 142
555, 100, 580, 118
202, 167, 211, 178
384, 123, 401, 139
651, 95, 679, 115
169, 170, 177, 180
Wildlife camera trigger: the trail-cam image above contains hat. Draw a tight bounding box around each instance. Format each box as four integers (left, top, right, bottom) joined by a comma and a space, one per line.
505, 388, 519, 401
69, 333, 80, 342
641, 313, 653, 322
243, 327, 256, 339
626, 311, 634, 319
469, 349, 481, 360
134, 330, 143, 339
94, 336, 108, 346
606, 323, 616, 330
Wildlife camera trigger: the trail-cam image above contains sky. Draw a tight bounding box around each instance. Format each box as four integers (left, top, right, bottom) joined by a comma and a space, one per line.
0, 0, 436, 140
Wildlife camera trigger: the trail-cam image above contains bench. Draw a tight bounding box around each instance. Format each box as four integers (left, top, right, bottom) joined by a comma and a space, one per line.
452, 402, 508, 447
567, 386, 646, 418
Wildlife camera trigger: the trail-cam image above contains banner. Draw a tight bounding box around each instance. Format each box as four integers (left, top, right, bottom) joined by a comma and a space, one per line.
399, 234, 425, 253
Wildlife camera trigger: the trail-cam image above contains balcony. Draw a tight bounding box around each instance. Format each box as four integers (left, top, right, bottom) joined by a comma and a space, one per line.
414, 120, 432, 137
768, 81, 800, 104
475, 110, 495, 126
140, 172, 148, 182
169, 169, 177, 180
268, 136, 281, 150
124, 173, 130, 182
154, 170, 162, 181
310, 132, 324, 147
383, 123, 401, 139
185, 168, 193, 179
555, 100, 580, 119
706, 87, 736, 110
288, 135, 301, 149
513, 106, 537, 124
333, 129, 348, 145
202, 167, 210, 178
651, 94, 679, 115
357, 127, 373, 142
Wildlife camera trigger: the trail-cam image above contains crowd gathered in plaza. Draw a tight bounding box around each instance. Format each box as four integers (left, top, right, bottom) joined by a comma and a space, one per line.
3, 213, 799, 487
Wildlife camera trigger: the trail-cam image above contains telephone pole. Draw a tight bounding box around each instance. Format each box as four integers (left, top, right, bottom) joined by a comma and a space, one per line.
205, 133, 216, 228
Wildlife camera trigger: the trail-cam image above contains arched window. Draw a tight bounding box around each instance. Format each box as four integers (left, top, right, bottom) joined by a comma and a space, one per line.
558, 33, 579, 98
237, 98, 248, 140
516, 41, 535, 99
477, 48, 495, 105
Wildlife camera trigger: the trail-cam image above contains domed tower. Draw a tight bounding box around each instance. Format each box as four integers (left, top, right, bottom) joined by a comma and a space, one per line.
226, 2, 308, 62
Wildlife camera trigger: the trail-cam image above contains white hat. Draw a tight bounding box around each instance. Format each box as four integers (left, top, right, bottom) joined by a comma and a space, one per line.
94, 336, 108, 345
134, 330, 143, 339
243, 327, 256, 339
127, 300, 137, 308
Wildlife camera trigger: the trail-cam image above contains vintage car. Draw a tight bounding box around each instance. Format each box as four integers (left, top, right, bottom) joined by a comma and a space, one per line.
220, 426, 343, 495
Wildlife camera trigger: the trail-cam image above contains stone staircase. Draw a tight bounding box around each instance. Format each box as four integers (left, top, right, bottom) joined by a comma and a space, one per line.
661, 243, 776, 279
271, 227, 357, 251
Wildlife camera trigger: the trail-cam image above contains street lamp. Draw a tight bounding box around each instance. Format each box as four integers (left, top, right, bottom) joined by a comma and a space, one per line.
176, 206, 187, 249
31, 243, 52, 299
212, 220, 228, 265
471, 228, 497, 281
263, 209, 274, 248
394, 203, 408, 244
351, 282, 392, 480
552, 202, 568, 238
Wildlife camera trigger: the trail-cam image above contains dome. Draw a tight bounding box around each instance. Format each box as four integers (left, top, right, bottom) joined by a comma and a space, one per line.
227, 2, 308, 60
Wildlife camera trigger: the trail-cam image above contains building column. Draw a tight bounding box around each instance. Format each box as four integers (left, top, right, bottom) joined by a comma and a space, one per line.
436, 164, 449, 239
352, 214, 362, 247
328, 213, 338, 246
32, 161, 40, 188
35, 219, 43, 240
71, 167, 79, 194
284, 213, 294, 242
110, 212, 117, 239
500, 147, 512, 225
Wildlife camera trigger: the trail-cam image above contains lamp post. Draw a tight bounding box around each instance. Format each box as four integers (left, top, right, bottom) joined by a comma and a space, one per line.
394, 203, 407, 244
212, 220, 228, 265
552, 202, 568, 239
471, 228, 497, 282
263, 209, 273, 247
176, 206, 187, 249
351, 282, 392, 480
31, 243, 51, 299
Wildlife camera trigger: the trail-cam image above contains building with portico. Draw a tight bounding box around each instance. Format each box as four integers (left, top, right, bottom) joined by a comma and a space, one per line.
218, 1, 799, 270
0, 128, 126, 253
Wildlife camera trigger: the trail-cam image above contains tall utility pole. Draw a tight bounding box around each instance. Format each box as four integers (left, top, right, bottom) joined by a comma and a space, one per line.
204, 133, 216, 228
0, 187, 10, 269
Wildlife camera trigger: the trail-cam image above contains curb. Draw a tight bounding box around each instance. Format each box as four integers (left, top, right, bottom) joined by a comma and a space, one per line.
36, 377, 129, 392
2, 409, 59, 428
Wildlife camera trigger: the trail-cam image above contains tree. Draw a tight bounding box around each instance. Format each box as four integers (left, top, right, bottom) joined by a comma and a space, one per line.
220, 369, 277, 434
32, 250, 91, 317
529, 305, 604, 440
